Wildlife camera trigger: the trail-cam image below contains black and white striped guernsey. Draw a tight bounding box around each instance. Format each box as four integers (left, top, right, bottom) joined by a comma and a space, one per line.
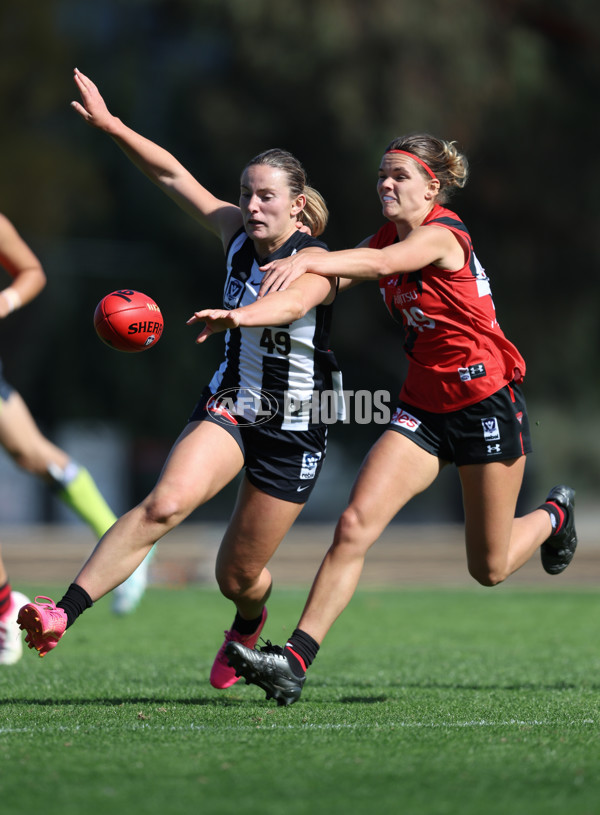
205, 228, 343, 432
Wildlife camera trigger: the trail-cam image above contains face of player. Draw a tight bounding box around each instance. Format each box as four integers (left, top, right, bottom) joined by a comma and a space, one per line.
377, 153, 438, 228
239, 165, 305, 256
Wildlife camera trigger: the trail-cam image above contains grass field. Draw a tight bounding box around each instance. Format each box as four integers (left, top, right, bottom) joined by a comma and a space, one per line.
1, 584, 599, 815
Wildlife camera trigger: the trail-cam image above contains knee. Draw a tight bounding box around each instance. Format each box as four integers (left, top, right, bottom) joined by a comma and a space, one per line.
215, 563, 257, 601
335, 505, 366, 545
467, 561, 508, 587
328, 505, 374, 560
8, 449, 42, 477
141, 491, 186, 529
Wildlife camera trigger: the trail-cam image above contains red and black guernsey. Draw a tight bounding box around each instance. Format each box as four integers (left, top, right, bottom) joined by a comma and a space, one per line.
371, 203, 525, 412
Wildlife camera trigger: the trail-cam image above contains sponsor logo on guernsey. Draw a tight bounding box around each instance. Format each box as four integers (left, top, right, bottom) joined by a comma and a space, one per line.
390, 407, 421, 432
299, 451, 322, 480
458, 363, 487, 382
481, 417, 500, 442
394, 289, 418, 306
515, 411, 523, 425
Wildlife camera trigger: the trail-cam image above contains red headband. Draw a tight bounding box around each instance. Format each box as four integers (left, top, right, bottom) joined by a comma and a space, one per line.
385, 149, 438, 181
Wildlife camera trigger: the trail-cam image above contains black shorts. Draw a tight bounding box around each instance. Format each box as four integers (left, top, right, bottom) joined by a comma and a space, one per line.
0, 359, 14, 403
387, 383, 532, 465
188, 395, 327, 504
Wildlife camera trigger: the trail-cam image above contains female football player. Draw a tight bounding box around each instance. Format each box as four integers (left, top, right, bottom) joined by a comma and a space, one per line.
223, 134, 577, 705
0, 211, 142, 664
17, 69, 342, 693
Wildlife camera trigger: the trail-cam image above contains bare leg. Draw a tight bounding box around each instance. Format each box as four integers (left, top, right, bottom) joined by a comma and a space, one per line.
0, 392, 94, 587
0, 391, 70, 478
209, 479, 306, 689
74, 421, 245, 600
298, 431, 445, 644
215, 478, 304, 620
0, 544, 7, 585
0, 390, 118, 538
460, 458, 552, 586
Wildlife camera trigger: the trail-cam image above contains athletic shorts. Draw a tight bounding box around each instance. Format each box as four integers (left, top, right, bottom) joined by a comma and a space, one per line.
0, 359, 14, 403
188, 394, 327, 504
387, 382, 532, 465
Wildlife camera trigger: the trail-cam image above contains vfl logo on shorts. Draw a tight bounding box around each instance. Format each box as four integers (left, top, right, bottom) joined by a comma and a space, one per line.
299, 451, 322, 481
458, 363, 487, 382
481, 417, 500, 441
390, 407, 421, 432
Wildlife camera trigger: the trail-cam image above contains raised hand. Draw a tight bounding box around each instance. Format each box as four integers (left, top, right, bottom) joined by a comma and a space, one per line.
70, 68, 115, 130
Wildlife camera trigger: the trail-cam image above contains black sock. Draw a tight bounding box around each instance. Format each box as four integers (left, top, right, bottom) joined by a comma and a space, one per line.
232, 609, 264, 636
57, 583, 94, 628
539, 501, 566, 536
284, 628, 320, 676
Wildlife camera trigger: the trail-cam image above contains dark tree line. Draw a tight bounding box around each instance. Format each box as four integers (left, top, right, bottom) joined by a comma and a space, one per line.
1, 0, 598, 509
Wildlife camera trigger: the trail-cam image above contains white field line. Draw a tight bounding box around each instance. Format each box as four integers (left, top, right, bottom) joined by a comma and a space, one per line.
0, 719, 596, 735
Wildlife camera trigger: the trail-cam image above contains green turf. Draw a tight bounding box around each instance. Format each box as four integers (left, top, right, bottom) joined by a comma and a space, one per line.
1, 585, 599, 815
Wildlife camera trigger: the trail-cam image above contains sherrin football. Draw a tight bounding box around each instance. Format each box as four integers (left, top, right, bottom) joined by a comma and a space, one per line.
94, 289, 164, 353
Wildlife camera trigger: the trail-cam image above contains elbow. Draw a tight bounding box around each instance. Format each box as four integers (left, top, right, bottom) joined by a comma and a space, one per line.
26, 267, 47, 296
156, 171, 176, 188
283, 291, 310, 323
288, 303, 307, 323
376, 258, 397, 279
36, 269, 47, 294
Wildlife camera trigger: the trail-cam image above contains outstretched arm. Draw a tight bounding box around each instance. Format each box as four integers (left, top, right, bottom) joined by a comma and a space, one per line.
70, 69, 242, 248
188, 259, 336, 343
258, 225, 461, 296
0, 214, 46, 319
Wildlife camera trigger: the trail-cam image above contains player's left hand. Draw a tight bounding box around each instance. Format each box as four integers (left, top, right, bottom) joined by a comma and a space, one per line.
295, 221, 312, 235
71, 68, 115, 130
187, 308, 240, 343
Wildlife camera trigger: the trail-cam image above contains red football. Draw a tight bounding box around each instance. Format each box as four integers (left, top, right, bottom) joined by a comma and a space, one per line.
94, 289, 164, 353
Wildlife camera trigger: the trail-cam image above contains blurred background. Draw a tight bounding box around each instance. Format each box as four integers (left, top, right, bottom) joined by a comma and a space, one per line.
0, 0, 598, 527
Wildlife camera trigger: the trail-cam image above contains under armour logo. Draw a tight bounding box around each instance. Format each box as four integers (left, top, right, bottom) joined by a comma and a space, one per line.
469, 363, 487, 379
487, 444, 501, 454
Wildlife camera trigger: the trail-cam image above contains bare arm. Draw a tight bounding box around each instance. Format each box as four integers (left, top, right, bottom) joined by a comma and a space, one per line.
0, 214, 46, 319
188, 265, 336, 344
70, 69, 242, 249
258, 224, 463, 295
336, 235, 372, 293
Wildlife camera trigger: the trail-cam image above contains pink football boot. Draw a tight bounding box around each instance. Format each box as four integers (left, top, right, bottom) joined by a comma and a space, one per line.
210, 607, 268, 689
17, 596, 67, 658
